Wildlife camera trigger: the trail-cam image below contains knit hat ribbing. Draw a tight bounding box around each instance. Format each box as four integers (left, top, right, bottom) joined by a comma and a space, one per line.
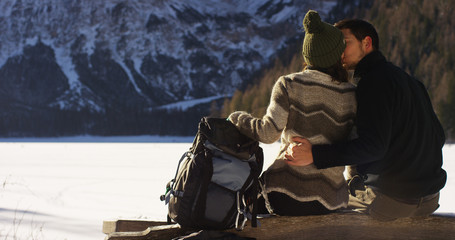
302, 10, 345, 68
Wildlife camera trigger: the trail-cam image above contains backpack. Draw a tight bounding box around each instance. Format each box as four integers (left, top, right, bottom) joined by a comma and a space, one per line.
160, 117, 264, 230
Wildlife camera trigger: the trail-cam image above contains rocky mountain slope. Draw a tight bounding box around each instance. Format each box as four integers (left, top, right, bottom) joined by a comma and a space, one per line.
0, 0, 337, 136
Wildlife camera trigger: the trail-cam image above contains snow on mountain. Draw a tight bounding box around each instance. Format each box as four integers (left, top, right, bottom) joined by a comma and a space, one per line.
157, 94, 230, 111
0, 0, 338, 136
0, 0, 336, 108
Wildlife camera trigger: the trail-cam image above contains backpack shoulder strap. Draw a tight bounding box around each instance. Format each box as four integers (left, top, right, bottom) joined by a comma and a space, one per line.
162, 151, 191, 205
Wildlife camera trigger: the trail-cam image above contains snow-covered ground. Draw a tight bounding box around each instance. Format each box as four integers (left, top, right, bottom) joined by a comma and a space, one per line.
0, 138, 453, 240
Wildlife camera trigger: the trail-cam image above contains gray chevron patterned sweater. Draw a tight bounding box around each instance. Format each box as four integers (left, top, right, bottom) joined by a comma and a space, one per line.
229, 69, 357, 211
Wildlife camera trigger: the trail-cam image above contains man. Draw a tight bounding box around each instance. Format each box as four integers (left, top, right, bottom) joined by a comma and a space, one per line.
285, 19, 447, 221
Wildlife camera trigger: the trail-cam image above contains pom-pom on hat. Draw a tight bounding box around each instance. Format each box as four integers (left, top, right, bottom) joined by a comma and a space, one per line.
302, 10, 345, 68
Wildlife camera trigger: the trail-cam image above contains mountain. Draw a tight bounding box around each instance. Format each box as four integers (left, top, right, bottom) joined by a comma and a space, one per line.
0, 0, 338, 137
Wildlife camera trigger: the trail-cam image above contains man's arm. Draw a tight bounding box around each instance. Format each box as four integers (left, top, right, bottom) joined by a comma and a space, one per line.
286, 72, 394, 168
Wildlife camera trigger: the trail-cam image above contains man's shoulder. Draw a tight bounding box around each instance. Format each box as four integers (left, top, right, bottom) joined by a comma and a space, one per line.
355, 51, 388, 78
357, 54, 401, 87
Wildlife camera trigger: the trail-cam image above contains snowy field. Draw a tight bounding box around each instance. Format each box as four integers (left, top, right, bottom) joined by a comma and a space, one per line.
0, 137, 453, 240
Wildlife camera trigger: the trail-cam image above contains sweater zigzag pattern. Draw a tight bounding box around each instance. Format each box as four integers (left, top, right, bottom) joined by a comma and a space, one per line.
229, 70, 357, 210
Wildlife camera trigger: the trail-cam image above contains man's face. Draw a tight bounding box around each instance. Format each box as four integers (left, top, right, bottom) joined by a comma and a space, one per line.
341, 28, 368, 70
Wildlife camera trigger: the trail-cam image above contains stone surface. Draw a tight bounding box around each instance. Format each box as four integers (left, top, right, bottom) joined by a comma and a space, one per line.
103, 213, 455, 240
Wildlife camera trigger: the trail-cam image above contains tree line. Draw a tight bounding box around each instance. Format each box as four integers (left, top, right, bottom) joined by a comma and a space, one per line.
216, 0, 455, 142
0, 105, 210, 138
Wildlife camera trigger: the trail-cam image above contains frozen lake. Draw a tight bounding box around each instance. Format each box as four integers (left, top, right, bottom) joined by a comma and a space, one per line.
0, 138, 454, 240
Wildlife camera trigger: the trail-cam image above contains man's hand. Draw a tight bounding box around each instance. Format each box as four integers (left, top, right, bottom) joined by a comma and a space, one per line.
284, 137, 314, 166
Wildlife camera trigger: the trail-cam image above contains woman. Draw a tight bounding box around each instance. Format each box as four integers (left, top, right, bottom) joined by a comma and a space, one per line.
228, 10, 356, 216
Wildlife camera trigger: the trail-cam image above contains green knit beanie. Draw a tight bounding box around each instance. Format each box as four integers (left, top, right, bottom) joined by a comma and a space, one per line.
302, 10, 345, 68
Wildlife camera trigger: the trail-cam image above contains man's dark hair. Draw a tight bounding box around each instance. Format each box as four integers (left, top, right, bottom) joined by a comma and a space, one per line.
335, 19, 379, 50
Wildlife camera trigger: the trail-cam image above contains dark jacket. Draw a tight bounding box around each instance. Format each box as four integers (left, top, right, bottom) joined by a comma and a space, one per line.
312, 51, 447, 199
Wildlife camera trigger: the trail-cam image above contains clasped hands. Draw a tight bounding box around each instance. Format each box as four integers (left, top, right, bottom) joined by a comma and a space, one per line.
284, 137, 314, 166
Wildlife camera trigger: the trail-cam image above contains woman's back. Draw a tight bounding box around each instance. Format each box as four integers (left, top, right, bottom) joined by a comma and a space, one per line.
228, 9, 357, 215
279, 69, 357, 157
